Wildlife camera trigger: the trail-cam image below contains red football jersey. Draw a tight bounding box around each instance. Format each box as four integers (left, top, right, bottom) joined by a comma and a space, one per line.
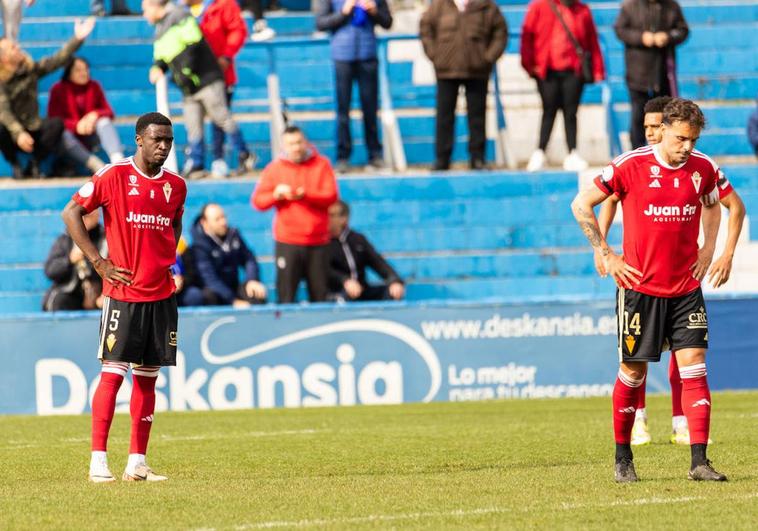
73, 158, 187, 302
594, 145, 719, 298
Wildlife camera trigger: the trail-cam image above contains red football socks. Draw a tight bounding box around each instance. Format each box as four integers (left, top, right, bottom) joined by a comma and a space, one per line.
129, 368, 159, 455
679, 363, 711, 445
91, 370, 125, 452
613, 370, 645, 444
669, 354, 684, 417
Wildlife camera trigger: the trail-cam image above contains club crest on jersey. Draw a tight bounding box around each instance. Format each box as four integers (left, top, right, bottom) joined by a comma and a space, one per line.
129, 174, 138, 186
674, 178, 679, 188
128, 187, 139, 196
163, 182, 172, 203
650, 165, 661, 178
691, 171, 702, 193
150, 190, 155, 199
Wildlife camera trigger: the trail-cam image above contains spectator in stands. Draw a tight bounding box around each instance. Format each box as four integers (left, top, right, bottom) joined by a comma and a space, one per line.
237, 0, 276, 41
420, 0, 507, 171
2, 0, 34, 42
184, 0, 248, 178
252, 126, 338, 303
521, 0, 604, 173
47, 56, 125, 164
315, 0, 393, 173
614, 0, 688, 149
187, 203, 268, 307
91, 0, 134, 17
143, 0, 256, 179
748, 95, 758, 159
327, 199, 404, 301
42, 209, 106, 311
0, 17, 106, 179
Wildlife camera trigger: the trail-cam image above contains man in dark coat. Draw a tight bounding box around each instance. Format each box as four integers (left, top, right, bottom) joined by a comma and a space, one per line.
420, 0, 507, 170
327, 200, 404, 301
188, 203, 267, 307
614, 0, 689, 148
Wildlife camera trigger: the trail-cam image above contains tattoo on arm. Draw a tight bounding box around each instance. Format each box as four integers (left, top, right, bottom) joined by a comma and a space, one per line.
576, 205, 607, 251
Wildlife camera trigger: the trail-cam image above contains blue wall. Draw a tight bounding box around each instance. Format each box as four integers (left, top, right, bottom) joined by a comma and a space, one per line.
1, 296, 755, 415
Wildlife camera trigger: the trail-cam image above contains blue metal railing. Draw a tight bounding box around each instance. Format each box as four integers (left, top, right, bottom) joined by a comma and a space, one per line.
241, 30, 622, 167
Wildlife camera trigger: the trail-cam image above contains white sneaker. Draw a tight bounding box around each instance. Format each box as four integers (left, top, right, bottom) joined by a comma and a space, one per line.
562, 150, 588, 172
526, 149, 546, 172
670, 425, 690, 445
670, 424, 713, 445
210, 158, 229, 179
122, 464, 168, 482
89, 465, 116, 483
251, 21, 276, 42
89, 451, 115, 483
631, 416, 652, 446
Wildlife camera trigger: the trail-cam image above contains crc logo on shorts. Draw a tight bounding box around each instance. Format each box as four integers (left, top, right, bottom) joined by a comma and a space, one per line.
169, 331, 178, 347
687, 306, 708, 330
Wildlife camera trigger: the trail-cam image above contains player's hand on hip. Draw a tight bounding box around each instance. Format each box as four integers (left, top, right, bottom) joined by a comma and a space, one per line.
604, 252, 642, 289
690, 247, 714, 282
94, 258, 132, 286
593, 249, 608, 277
706, 253, 732, 288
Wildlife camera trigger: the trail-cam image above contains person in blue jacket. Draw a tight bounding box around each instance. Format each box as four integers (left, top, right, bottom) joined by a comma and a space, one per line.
186, 203, 267, 307
315, 0, 392, 173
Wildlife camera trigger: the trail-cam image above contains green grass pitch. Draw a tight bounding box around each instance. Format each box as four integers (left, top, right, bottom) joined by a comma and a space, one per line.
1, 392, 756, 529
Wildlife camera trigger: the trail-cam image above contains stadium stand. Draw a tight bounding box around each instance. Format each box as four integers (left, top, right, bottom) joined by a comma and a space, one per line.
6, 0, 757, 172
0, 0, 755, 312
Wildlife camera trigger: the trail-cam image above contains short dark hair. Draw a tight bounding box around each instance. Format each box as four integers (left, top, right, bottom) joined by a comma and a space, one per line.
662, 98, 706, 130
643, 96, 672, 115
62, 56, 88, 82
136, 112, 172, 136
283, 125, 302, 136
332, 199, 350, 217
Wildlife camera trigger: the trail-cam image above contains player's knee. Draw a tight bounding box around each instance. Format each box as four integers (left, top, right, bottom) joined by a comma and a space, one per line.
619, 362, 647, 383
674, 348, 706, 367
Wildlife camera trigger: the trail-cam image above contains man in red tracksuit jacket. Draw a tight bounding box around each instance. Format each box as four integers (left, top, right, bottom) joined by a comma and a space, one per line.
252, 125, 339, 303
184, 0, 248, 177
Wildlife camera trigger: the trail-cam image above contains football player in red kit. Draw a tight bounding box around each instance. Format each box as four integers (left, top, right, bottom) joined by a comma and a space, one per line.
62, 112, 187, 482
593, 97, 745, 446
571, 98, 727, 482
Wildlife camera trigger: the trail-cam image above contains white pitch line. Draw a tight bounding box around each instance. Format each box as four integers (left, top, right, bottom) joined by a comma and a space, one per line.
159, 429, 323, 442
1, 429, 323, 450
233, 492, 758, 530
233, 507, 511, 530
